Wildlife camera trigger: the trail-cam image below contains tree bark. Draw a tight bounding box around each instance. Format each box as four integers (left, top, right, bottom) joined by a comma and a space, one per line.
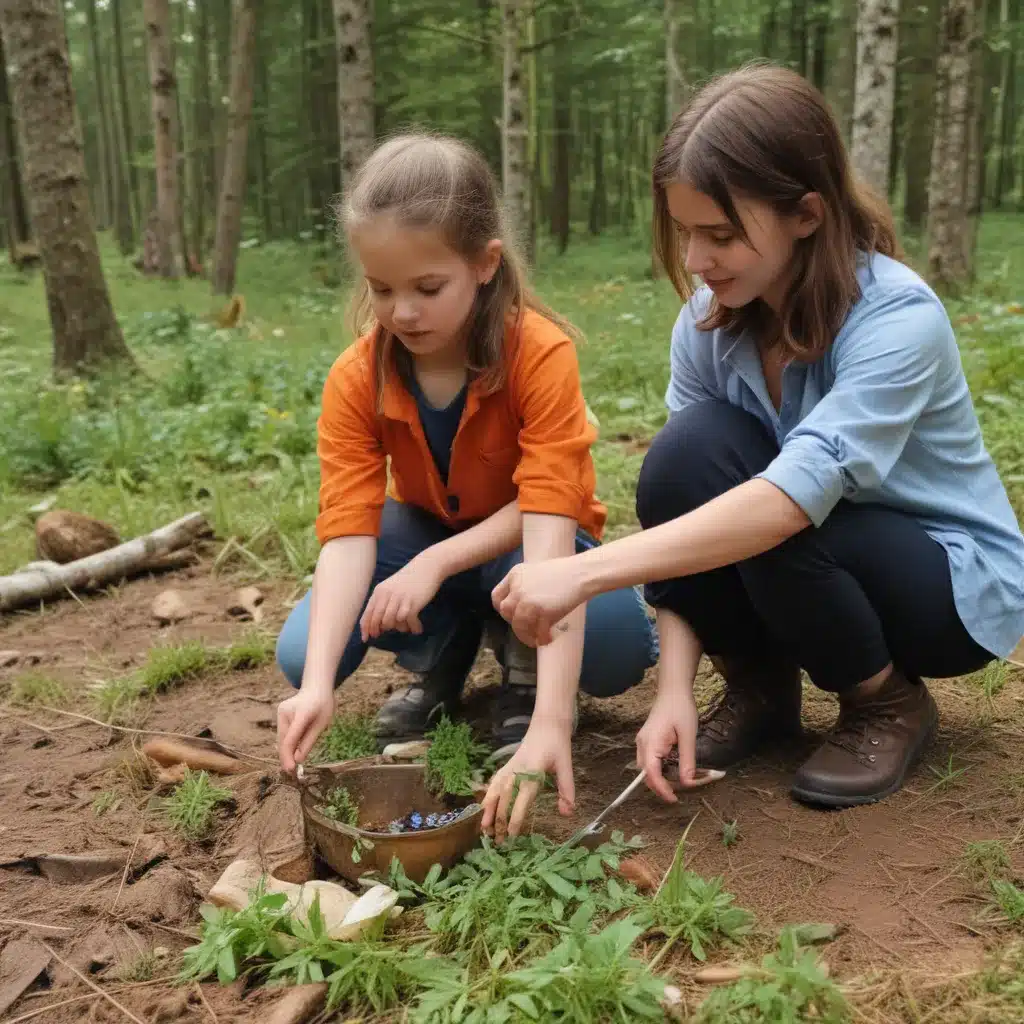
961, 0, 986, 277
501, 0, 529, 258
829, 0, 858, 142
0, 0, 133, 374
926, 0, 973, 290
211, 0, 258, 296
550, 2, 570, 253
903, 0, 940, 230
111, 0, 140, 231
333, 0, 374, 189
192, 0, 214, 262
851, 0, 900, 197
144, 0, 185, 278
665, 0, 686, 127
0, 27, 32, 264
85, 0, 115, 231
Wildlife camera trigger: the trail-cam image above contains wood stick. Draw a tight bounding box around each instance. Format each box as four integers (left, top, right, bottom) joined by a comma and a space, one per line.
0, 512, 210, 612
0, 917, 73, 932
195, 984, 220, 1023
780, 850, 839, 873
5, 992, 100, 1024
111, 834, 142, 913
38, 941, 146, 1024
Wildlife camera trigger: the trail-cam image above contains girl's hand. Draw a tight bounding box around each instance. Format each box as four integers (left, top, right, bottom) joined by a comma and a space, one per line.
277, 686, 335, 772
481, 720, 575, 843
491, 558, 586, 647
635, 690, 700, 802
360, 552, 446, 641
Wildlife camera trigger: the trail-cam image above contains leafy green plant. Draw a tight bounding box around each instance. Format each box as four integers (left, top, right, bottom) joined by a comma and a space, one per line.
695, 926, 850, 1023
309, 713, 378, 764
721, 820, 740, 847
92, 790, 122, 816
989, 879, 1024, 926
319, 785, 359, 827
164, 768, 234, 840
963, 840, 1011, 882
424, 716, 492, 797
639, 832, 753, 964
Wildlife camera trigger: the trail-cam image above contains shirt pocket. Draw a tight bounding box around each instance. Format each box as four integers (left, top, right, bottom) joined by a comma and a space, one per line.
477, 445, 520, 469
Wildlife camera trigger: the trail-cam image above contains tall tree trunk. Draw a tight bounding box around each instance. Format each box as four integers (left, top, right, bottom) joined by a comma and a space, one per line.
665, 0, 686, 126
211, 0, 258, 296
0, 28, 33, 264
790, 0, 808, 75
144, 0, 185, 278
0, 0, 133, 373
111, 0, 140, 231
903, 0, 940, 230
830, 0, 859, 142
254, 22, 272, 238
501, 0, 529, 258
333, 0, 374, 190
926, 0, 973, 290
588, 129, 606, 235
192, 0, 214, 261
851, 0, 901, 197
85, 0, 118, 235
550, 3, 570, 253
961, 0, 986, 278
809, 1, 828, 90
992, 0, 1017, 203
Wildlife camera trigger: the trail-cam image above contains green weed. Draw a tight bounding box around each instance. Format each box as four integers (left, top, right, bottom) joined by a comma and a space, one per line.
140, 641, 215, 693
92, 790, 122, 816
309, 713, 378, 764
221, 630, 276, 670
926, 754, 970, 793
116, 950, 160, 983
319, 785, 359, 827
963, 840, 1012, 882
9, 672, 68, 706
89, 675, 146, 725
163, 768, 234, 841
721, 820, 740, 847
424, 715, 491, 797
989, 879, 1024, 927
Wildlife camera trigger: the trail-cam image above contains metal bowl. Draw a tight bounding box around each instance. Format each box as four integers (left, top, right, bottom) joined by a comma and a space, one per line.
299, 761, 484, 884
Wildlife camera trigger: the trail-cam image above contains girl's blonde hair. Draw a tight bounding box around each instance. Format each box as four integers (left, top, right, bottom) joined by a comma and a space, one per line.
336, 132, 579, 408
653, 61, 903, 361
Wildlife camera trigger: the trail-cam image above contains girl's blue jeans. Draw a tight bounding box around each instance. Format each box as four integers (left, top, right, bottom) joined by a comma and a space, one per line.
276, 499, 659, 695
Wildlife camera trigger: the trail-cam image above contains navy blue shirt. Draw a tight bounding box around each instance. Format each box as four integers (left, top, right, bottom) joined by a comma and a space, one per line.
409, 376, 468, 485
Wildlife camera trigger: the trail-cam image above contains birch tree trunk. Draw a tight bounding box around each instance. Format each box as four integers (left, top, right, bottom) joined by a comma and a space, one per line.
333, 0, 374, 189
501, 0, 529, 257
926, 0, 973, 290
851, 0, 900, 196
211, 0, 258, 296
0, 27, 33, 264
144, 0, 185, 278
0, 0, 133, 373
665, 0, 686, 126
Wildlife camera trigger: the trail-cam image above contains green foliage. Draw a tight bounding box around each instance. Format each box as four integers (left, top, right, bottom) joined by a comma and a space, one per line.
990, 879, 1024, 926
163, 768, 234, 841
221, 630, 276, 670
319, 784, 359, 827
309, 713, 379, 764
963, 840, 1011, 882
92, 790, 122, 816
139, 641, 214, 693
9, 672, 68, 707
424, 716, 492, 797
695, 927, 850, 1023
721, 819, 740, 847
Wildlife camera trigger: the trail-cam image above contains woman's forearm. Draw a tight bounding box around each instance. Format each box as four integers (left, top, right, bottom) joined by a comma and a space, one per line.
424, 501, 522, 577
523, 512, 584, 725
301, 535, 377, 693
654, 608, 703, 699
577, 478, 810, 600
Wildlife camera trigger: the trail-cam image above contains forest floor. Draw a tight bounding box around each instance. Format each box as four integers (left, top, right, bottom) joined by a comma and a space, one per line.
2, 221, 1024, 1022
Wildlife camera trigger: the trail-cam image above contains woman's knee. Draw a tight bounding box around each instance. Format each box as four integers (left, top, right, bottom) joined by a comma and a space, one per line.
635, 401, 778, 529
579, 586, 659, 698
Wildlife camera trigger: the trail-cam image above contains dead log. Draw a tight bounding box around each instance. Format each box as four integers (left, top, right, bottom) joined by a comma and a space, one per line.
0, 512, 211, 613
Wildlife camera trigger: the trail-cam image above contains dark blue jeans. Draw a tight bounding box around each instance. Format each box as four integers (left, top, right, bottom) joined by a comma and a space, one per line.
277, 499, 659, 695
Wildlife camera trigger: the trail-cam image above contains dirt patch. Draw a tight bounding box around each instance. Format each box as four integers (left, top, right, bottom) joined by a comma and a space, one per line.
2, 561, 1023, 1021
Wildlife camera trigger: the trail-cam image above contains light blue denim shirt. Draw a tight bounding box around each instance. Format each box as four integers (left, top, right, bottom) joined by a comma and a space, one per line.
666, 251, 1024, 659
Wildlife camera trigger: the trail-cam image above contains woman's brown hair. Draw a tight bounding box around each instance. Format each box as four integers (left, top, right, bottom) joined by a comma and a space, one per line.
336, 132, 579, 408
652, 61, 903, 360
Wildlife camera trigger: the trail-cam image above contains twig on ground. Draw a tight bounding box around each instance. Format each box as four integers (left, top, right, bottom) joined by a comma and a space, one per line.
0, 917, 73, 932
195, 985, 219, 1023
0, 712, 57, 735
780, 850, 839, 873
111, 833, 142, 913
899, 902, 952, 948
851, 924, 900, 959
5, 993, 100, 1024
38, 941, 146, 1024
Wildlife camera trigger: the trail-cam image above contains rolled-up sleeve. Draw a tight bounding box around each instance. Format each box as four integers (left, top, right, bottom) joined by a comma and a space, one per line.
315, 350, 388, 543
757, 290, 948, 527
666, 300, 719, 413
512, 334, 598, 522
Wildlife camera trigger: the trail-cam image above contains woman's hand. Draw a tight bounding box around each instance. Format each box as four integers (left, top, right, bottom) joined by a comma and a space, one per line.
481, 720, 575, 843
360, 552, 446, 641
491, 557, 587, 647
635, 690, 700, 802
277, 686, 335, 772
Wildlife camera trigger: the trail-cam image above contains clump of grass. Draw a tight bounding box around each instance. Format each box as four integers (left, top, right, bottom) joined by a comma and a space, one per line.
140, 641, 214, 693
9, 671, 68, 706
963, 840, 1011, 882
93, 790, 122, 816
978, 661, 1009, 705
696, 925, 849, 1022
319, 785, 359, 826
109, 751, 156, 794
89, 676, 146, 725
164, 768, 234, 840
989, 879, 1024, 927
423, 715, 491, 797
221, 630, 275, 670
721, 820, 740, 847
116, 950, 160, 983
926, 754, 970, 793
309, 713, 378, 764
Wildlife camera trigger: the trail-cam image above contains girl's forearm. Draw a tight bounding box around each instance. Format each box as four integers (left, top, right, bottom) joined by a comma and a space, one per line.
578, 479, 810, 600
523, 513, 584, 725
654, 608, 703, 699
424, 501, 522, 577
301, 535, 377, 693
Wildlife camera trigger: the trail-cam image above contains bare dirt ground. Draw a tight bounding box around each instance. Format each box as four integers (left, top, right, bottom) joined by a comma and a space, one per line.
2, 563, 1023, 1022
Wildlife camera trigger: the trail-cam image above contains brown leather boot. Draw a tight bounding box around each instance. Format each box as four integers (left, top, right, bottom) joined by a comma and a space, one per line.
691, 653, 803, 769
790, 669, 938, 808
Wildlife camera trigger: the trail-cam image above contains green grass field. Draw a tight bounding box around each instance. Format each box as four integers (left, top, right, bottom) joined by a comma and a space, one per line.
2, 216, 1023, 577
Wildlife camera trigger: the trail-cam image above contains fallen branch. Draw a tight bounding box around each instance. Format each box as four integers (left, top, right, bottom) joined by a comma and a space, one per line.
0, 918, 72, 933
0, 513, 211, 613
38, 941, 146, 1024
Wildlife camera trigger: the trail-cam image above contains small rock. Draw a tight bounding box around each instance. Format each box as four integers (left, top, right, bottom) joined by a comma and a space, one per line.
35, 509, 120, 564
226, 585, 264, 623
151, 589, 192, 625
148, 990, 191, 1023
0, 651, 20, 669
266, 983, 328, 1024
616, 855, 660, 892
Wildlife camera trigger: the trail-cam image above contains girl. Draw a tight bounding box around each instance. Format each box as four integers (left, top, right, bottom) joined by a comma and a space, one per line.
275, 133, 658, 780
482, 63, 1024, 839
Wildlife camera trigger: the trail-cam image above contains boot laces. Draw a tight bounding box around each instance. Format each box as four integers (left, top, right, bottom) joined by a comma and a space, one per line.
700, 688, 754, 742
824, 701, 901, 763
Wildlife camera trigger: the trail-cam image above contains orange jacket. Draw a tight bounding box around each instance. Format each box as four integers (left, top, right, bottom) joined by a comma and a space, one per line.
315, 309, 607, 545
